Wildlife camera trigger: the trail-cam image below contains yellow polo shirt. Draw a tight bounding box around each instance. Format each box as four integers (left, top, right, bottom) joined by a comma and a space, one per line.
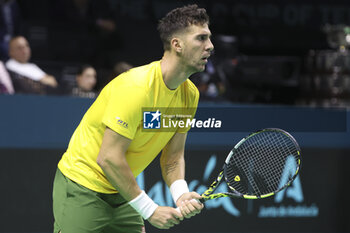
58, 61, 199, 193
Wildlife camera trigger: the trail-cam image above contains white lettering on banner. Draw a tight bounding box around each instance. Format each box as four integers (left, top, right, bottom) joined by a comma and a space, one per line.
162, 118, 222, 129
275, 156, 303, 203
258, 205, 319, 218
185, 118, 222, 128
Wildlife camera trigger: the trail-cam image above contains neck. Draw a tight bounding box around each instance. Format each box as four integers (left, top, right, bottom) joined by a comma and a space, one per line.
160, 51, 194, 90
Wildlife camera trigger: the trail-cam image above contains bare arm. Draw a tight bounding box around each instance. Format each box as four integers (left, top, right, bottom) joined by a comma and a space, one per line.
96, 127, 141, 201
160, 132, 203, 218
97, 127, 182, 228
160, 132, 187, 186
40, 75, 58, 87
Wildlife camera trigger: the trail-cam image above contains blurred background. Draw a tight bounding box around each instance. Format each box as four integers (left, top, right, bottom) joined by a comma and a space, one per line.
0, 0, 349, 232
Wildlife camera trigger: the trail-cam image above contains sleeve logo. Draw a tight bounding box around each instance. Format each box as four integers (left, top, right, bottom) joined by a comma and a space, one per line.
115, 116, 128, 128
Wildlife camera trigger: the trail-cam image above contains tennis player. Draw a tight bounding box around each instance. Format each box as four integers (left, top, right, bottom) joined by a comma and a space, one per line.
52, 4, 214, 233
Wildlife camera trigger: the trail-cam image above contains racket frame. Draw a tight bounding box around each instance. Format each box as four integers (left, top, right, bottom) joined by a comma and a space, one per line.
201, 128, 301, 202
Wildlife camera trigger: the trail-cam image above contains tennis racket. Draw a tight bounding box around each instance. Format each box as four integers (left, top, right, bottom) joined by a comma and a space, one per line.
193, 128, 301, 203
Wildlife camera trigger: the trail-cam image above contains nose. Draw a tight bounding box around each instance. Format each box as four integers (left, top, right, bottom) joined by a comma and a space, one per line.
206, 39, 214, 52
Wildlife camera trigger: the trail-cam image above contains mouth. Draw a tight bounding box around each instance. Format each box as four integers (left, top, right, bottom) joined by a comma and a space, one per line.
201, 55, 210, 63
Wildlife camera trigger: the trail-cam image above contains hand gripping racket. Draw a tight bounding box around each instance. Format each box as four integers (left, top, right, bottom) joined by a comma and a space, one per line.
187, 128, 301, 205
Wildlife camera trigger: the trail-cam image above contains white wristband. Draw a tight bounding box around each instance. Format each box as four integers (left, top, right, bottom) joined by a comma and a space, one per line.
170, 179, 189, 203
128, 190, 158, 220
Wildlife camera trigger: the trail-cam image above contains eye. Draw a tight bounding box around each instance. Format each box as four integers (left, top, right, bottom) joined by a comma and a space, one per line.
198, 35, 207, 41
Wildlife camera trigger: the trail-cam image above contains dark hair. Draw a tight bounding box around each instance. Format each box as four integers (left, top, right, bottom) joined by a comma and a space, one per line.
157, 4, 209, 51
77, 64, 94, 76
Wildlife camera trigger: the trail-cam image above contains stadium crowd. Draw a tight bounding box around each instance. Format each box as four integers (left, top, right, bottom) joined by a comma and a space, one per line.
0, 0, 228, 101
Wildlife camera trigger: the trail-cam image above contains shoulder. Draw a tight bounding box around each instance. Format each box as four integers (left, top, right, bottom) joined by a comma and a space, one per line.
173, 78, 200, 109
183, 78, 200, 100
6, 59, 41, 72
108, 61, 159, 90
100, 63, 157, 103
5, 59, 17, 70
124, 61, 159, 83
5, 59, 25, 75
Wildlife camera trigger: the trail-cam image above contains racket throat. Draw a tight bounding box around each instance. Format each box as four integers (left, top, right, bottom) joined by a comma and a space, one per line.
202, 170, 225, 199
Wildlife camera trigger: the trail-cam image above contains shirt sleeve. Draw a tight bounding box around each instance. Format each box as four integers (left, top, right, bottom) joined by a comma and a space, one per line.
102, 82, 148, 140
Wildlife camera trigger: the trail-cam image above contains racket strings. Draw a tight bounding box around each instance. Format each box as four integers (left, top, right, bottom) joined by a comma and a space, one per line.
246, 132, 296, 193
225, 130, 299, 196
241, 133, 283, 194
244, 132, 296, 193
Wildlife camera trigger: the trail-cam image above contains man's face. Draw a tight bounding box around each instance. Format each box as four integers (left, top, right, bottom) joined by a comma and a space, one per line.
9, 37, 31, 63
178, 23, 214, 72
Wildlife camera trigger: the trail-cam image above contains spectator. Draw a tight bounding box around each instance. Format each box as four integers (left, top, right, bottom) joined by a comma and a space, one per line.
112, 61, 133, 77
71, 64, 97, 98
0, 60, 13, 93
5, 36, 58, 94
99, 61, 133, 90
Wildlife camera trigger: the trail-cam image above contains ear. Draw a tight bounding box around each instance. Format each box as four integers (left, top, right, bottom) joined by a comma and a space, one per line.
170, 37, 182, 53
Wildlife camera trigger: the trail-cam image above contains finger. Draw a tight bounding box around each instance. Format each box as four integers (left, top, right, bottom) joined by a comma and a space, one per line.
190, 192, 203, 199
157, 224, 169, 230
183, 201, 197, 218
169, 218, 180, 225
165, 223, 174, 228
175, 206, 183, 220
173, 207, 184, 221
165, 219, 177, 228
184, 200, 203, 217
185, 202, 198, 217
180, 202, 192, 218
190, 199, 204, 213
169, 214, 181, 225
